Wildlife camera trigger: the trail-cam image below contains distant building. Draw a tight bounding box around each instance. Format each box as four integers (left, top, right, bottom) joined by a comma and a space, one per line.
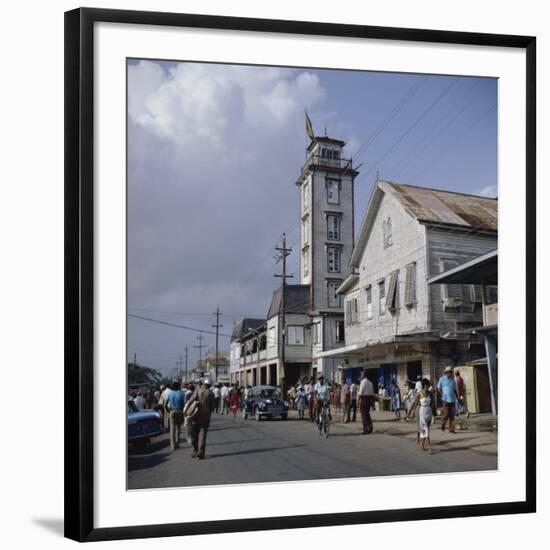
203, 351, 231, 384
318, 180, 497, 390
230, 318, 266, 386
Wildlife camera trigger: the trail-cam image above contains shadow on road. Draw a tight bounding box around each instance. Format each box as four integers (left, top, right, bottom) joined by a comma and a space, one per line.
128, 451, 171, 471
128, 438, 171, 455
208, 444, 305, 459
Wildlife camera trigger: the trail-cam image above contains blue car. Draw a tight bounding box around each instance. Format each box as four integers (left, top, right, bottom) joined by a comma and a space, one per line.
242, 385, 289, 421
128, 400, 162, 450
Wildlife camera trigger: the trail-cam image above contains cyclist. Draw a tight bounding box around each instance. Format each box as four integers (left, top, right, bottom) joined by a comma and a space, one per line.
314, 375, 332, 423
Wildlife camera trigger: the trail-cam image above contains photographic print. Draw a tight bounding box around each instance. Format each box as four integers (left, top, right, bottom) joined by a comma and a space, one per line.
126, 59, 499, 490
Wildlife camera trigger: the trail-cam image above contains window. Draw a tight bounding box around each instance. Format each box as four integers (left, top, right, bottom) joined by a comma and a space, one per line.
287, 325, 305, 345
383, 217, 393, 248
268, 326, 276, 349
327, 246, 341, 272
252, 339, 258, 353
346, 297, 359, 324
336, 320, 345, 343
259, 334, 267, 351
386, 270, 399, 312
312, 322, 320, 344
470, 285, 483, 304
327, 280, 341, 307
327, 180, 340, 204
404, 263, 417, 306
302, 249, 309, 277
378, 279, 386, 315
327, 214, 340, 240
302, 217, 309, 245
303, 181, 309, 209
440, 258, 463, 308
366, 285, 373, 320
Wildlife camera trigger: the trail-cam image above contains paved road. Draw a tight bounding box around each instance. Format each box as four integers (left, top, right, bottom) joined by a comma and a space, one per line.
128, 413, 497, 490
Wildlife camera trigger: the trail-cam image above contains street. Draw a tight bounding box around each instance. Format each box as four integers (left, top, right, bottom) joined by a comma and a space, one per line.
128, 411, 497, 490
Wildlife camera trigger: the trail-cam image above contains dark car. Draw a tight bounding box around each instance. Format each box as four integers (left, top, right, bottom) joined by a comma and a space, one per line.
242, 385, 289, 421
128, 400, 162, 450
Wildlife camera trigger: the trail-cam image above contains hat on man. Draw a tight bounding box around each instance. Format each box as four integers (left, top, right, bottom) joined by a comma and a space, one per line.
444, 366, 453, 374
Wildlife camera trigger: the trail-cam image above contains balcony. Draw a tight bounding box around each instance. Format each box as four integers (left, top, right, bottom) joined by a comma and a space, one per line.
300, 154, 354, 178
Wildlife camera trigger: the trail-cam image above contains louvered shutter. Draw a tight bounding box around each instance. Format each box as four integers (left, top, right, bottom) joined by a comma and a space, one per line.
404, 263, 417, 306
440, 259, 463, 308
387, 270, 399, 311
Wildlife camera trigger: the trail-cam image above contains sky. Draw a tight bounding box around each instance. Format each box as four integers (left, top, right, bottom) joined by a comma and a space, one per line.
127, 59, 497, 377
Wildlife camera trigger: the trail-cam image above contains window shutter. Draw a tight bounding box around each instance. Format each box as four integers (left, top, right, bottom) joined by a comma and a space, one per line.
404, 263, 417, 306
387, 270, 399, 311
440, 259, 463, 308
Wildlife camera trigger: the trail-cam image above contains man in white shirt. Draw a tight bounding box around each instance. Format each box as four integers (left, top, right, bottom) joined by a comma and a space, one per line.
159, 384, 173, 431
133, 392, 146, 410
212, 385, 221, 414
357, 371, 375, 434
220, 384, 229, 415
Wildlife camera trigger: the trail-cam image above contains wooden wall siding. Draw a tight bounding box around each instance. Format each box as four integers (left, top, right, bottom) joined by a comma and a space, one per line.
426, 227, 497, 331
266, 312, 313, 362
345, 191, 430, 346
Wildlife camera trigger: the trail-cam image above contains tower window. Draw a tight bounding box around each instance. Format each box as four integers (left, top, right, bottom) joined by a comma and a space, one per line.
366, 285, 373, 320
302, 217, 309, 245
327, 246, 341, 273
378, 279, 386, 315
327, 214, 340, 240
327, 180, 340, 204
302, 248, 309, 277
303, 181, 309, 209
327, 280, 341, 307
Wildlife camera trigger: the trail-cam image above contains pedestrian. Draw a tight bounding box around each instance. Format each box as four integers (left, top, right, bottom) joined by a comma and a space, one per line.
334, 383, 341, 413
454, 369, 470, 418
390, 379, 402, 419
314, 375, 331, 422
304, 380, 315, 422
220, 383, 229, 415
229, 383, 240, 416
406, 378, 433, 453
341, 380, 351, 422
188, 378, 216, 459
288, 385, 297, 410
357, 371, 375, 434
183, 383, 195, 443
212, 384, 220, 413
133, 392, 146, 410
166, 382, 185, 450
159, 383, 173, 431
349, 379, 358, 422
437, 366, 459, 433
296, 386, 307, 419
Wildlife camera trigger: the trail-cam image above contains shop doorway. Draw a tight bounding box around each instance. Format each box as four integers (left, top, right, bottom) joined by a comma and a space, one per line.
406, 360, 422, 383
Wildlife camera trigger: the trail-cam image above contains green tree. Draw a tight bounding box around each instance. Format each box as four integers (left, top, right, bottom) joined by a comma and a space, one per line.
127, 362, 162, 387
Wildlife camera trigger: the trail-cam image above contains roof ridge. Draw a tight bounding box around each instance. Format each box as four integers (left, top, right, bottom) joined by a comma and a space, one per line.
380, 179, 498, 200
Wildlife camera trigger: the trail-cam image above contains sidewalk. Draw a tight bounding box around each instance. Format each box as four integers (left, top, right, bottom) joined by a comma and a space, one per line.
286, 408, 498, 455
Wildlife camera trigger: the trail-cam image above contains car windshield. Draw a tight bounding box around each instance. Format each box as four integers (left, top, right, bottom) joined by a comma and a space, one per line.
128, 400, 138, 413
259, 389, 280, 398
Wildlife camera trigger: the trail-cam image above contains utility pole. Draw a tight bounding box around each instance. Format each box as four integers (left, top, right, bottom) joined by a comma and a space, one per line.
176, 354, 184, 382
184, 346, 189, 384
212, 306, 223, 383
274, 233, 293, 397
194, 333, 206, 379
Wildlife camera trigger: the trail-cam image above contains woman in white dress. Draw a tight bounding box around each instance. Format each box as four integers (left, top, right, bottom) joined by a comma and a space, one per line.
406, 378, 433, 453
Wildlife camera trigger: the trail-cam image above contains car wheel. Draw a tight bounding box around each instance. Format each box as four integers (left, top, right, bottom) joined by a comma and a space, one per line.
255, 407, 262, 421
281, 413, 288, 420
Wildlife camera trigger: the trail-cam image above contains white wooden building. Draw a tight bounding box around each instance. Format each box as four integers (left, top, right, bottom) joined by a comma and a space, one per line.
318, 180, 497, 390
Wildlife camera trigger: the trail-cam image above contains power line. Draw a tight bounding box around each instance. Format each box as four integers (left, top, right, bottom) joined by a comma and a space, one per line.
128, 313, 233, 338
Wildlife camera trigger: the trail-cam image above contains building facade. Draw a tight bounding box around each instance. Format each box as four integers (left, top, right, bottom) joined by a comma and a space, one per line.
294, 136, 359, 381
318, 180, 497, 391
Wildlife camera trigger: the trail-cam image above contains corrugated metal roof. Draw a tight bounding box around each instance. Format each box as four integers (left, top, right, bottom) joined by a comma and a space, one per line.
384, 182, 498, 231
267, 285, 310, 319
231, 318, 265, 341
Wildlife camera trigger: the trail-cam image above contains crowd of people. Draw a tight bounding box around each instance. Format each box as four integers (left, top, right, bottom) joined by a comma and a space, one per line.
128, 366, 470, 458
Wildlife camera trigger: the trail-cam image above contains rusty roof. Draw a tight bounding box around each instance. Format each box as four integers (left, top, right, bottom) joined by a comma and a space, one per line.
383, 181, 498, 231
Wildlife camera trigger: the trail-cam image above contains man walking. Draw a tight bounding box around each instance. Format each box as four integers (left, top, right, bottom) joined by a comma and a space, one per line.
341, 379, 350, 422
220, 383, 229, 415
166, 382, 185, 450
349, 379, 358, 422
188, 377, 216, 459
357, 371, 375, 434
454, 369, 470, 418
437, 366, 459, 433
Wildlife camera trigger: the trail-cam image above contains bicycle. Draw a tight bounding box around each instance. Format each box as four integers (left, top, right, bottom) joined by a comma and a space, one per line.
317, 400, 330, 438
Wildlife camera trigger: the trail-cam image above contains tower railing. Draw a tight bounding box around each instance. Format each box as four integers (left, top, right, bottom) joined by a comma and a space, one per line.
300, 154, 353, 177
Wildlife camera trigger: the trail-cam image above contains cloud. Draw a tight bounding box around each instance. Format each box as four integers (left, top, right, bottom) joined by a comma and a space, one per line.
474, 184, 498, 198
127, 60, 331, 370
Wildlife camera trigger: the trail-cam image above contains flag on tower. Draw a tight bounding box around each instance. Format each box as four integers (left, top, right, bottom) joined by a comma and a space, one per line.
305, 110, 315, 141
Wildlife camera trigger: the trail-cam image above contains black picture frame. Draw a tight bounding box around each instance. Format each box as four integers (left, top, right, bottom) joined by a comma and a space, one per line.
65, 7, 536, 542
